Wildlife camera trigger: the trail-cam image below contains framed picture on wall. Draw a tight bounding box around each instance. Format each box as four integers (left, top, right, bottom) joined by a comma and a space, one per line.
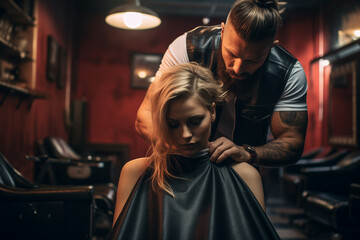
131, 53, 162, 89
46, 35, 60, 82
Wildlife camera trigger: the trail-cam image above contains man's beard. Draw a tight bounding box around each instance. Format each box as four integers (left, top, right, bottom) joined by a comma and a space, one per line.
216, 41, 253, 96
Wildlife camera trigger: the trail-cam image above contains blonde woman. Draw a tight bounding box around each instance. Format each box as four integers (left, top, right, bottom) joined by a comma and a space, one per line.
111, 63, 279, 240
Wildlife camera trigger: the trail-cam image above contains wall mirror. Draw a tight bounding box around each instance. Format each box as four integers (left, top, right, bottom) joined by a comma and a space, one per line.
328, 58, 359, 146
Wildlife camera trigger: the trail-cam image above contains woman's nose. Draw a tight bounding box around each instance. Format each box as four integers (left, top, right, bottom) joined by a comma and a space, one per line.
181, 125, 192, 139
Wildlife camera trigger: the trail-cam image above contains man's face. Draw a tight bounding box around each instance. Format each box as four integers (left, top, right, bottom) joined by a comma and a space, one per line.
220, 21, 274, 82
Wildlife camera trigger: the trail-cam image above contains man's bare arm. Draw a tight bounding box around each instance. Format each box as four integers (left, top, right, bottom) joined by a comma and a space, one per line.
257, 111, 308, 167
135, 91, 153, 141
135, 79, 160, 141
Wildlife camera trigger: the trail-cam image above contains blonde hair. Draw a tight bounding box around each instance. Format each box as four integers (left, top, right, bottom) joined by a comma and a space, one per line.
149, 63, 224, 196
229, 0, 286, 42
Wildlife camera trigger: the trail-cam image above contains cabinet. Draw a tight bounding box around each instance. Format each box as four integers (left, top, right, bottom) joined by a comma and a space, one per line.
0, 0, 44, 109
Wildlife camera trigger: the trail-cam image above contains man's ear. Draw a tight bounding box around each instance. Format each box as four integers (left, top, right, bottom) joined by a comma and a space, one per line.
211, 102, 216, 122
221, 22, 225, 39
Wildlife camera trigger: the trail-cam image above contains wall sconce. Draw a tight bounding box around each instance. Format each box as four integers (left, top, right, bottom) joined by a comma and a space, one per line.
105, 0, 161, 30
319, 58, 330, 67
339, 29, 360, 40
338, 28, 360, 46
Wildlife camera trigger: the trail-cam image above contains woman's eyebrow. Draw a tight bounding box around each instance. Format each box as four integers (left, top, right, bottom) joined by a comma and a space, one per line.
189, 114, 205, 119
166, 117, 178, 121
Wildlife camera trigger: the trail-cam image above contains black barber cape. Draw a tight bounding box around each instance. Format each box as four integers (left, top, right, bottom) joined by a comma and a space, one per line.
110, 151, 280, 240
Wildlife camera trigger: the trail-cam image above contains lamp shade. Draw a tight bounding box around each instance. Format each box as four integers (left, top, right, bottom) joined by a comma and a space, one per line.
105, 3, 161, 30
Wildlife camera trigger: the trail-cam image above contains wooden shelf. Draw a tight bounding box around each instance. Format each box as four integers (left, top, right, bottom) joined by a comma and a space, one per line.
0, 0, 34, 26
0, 81, 47, 109
0, 0, 38, 109
0, 36, 31, 61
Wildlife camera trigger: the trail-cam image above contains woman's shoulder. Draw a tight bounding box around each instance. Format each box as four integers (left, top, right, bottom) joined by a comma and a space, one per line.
121, 157, 149, 180
230, 162, 265, 210
230, 162, 260, 181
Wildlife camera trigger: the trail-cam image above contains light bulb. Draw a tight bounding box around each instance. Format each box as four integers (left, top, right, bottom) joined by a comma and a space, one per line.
354, 30, 360, 38
202, 17, 210, 25
138, 70, 147, 78
320, 59, 330, 67
123, 12, 143, 29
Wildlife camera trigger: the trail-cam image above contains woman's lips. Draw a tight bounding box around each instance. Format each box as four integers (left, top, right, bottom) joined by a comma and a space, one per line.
181, 143, 197, 150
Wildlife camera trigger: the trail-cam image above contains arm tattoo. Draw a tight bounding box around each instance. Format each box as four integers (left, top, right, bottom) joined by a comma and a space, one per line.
260, 139, 299, 167
257, 111, 308, 167
279, 111, 307, 129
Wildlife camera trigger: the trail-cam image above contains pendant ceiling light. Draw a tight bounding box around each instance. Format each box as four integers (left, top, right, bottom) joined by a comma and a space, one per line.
105, 0, 161, 30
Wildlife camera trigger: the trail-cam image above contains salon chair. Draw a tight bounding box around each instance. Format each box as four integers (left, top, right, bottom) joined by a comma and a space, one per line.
303, 183, 360, 238
300, 146, 326, 159
33, 137, 116, 209
300, 152, 360, 195
282, 149, 351, 205
32, 137, 117, 237
303, 146, 338, 159
284, 149, 350, 174
0, 153, 94, 240
37, 137, 113, 185
298, 151, 360, 208
289, 153, 360, 238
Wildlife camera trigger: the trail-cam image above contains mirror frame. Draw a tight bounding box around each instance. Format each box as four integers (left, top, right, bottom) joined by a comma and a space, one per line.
328, 58, 360, 146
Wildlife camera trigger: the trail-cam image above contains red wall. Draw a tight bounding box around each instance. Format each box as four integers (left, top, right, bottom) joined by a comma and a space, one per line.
278, 8, 323, 151
0, 0, 73, 179
0, 2, 328, 179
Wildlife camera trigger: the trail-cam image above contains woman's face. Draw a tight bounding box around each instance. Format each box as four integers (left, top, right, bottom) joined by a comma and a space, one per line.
166, 95, 215, 156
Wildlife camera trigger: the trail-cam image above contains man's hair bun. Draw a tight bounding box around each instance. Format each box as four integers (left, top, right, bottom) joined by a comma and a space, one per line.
254, 0, 280, 10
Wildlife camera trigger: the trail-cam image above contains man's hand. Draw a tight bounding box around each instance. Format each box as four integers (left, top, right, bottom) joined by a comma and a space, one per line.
209, 111, 308, 167
209, 137, 250, 164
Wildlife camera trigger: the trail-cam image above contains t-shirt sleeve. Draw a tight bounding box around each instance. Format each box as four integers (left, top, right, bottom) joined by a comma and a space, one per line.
155, 33, 189, 80
273, 61, 308, 111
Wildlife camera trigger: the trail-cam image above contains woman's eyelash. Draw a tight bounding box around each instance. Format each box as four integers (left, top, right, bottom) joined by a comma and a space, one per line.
167, 116, 205, 128
188, 117, 204, 125
168, 121, 179, 128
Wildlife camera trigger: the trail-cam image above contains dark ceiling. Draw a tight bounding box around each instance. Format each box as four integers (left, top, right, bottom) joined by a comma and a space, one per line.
80, 0, 330, 18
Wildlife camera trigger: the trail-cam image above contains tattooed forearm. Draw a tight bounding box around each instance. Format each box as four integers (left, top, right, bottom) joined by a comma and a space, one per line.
258, 139, 301, 167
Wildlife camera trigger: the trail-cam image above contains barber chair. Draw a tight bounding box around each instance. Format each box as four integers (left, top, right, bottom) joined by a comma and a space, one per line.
37, 137, 113, 185
300, 152, 360, 195
284, 149, 350, 174
33, 138, 116, 206
31, 137, 117, 238
288, 153, 360, 238
299, 152, 360, 231
0, 153, 94, 240
300, 146, 328, 159
303, 183, 360, 238
282, 149, 351, 205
